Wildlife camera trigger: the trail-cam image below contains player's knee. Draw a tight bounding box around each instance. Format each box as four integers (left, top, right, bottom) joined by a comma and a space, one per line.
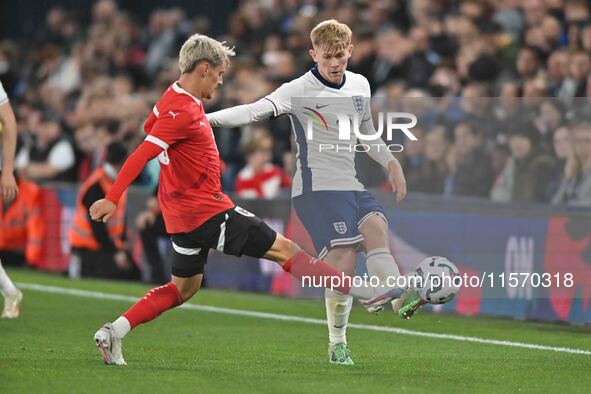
360, 215, 388, 241
267, 233, 294, 264
325, 247, 357, 275
171, 276, 202, 302
179, 286, 199, 302
328, 247, 356, 263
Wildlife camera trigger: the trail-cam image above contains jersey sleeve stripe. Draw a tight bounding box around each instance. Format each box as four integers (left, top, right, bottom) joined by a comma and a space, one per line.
152, 105, 159, 117
263, 97, 278, 117
145, 135, 169, 150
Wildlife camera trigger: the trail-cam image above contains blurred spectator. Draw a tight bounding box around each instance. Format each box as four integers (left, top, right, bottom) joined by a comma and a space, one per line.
15, 111, 76, 182
234, 131, 291, 199
400, 127, 424, 191
534, 99, 565, 145
552, 122, 591, 207
0, 176, 44, 267
491, 122, 556, 202
414, 127, 448, 194
445, 122, 494, 198
546, 126, 573, 201
515, 46, 544, 82
136, 194, 168, 284
558, 51, 591, 99
2, 0, 591, 206
69, 142, 139, 280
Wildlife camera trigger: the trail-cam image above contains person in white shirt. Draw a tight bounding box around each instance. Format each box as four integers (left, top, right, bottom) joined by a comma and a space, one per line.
0, 79, 23, 319
208, 20, 420, 366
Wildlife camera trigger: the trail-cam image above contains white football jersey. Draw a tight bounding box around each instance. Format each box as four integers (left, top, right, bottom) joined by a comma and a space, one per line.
265, 68, 375, 196
0, 80, 8, 106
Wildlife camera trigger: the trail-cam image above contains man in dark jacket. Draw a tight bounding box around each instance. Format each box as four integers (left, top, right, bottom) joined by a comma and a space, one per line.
491, 122, 556, 202
445, 122, 494, 197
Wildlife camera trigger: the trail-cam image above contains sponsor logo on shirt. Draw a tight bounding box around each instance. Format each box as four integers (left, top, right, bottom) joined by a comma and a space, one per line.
235, 206, 255, 217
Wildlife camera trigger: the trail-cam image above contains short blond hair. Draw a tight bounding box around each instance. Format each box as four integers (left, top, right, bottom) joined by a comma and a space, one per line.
179, 34, 235, 74
310, 19, 352, 53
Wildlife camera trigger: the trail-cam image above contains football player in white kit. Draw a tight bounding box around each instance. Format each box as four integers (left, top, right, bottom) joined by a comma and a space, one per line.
208, 20, 422, 365
0, 79, 23, 319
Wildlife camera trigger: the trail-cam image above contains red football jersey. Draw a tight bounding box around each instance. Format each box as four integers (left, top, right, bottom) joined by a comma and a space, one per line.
143, 82, 234, 233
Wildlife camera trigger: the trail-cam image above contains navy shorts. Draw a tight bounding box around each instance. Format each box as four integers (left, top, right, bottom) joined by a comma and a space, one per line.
292, 190, 387, 259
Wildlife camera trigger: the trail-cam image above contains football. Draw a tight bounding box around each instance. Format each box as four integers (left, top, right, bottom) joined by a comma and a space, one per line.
415, 256, 461, 304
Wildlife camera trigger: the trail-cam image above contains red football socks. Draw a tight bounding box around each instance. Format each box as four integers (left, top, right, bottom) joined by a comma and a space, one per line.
123, 282, 183, 329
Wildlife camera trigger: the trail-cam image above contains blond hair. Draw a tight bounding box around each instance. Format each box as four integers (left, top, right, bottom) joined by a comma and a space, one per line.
310, 19, 352, 53
565, 122, 591, 179
178, 34, 235, 74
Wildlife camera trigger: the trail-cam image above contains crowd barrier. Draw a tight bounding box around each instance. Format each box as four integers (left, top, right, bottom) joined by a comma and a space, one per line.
35, 183, 591, 324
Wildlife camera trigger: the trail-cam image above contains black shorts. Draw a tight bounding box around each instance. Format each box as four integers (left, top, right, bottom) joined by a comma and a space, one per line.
170, 206, 277, 277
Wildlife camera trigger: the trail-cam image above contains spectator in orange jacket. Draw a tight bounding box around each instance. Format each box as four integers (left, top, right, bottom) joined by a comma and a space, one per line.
0, 175, 44, 266
69, 142, 139, 280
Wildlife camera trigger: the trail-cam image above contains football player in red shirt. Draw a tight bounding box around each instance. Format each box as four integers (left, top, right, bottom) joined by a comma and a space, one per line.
91, 34, 403, 366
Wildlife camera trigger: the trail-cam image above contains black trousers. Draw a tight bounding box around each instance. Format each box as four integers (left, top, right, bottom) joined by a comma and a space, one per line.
0, 251, 25, 266
72, 248, 141, 281
139, 213, 169, 284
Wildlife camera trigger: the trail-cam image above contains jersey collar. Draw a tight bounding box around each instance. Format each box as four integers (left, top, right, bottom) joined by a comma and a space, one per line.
311, 65, 346, 89
172, 81, 202, 106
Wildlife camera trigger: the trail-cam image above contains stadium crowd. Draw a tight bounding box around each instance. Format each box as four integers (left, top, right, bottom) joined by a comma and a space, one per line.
1, 0, 590, 208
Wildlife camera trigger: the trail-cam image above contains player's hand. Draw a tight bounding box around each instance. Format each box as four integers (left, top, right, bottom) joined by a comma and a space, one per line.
136, 210, 156, 230
89, 199, 116, 223
146, 196, 160, 213
0, 171, 18, 203
114, 250, 131, 270
387, 159, 407, 203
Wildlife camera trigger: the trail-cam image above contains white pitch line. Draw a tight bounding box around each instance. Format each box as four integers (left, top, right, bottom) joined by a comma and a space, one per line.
17, 282, 591, 356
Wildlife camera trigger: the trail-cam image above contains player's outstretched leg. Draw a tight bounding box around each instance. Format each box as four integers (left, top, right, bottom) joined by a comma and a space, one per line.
94, 275, 201, 365
266, 235, 404, 310
0, 260, 23, 319
360, 215, 425, 318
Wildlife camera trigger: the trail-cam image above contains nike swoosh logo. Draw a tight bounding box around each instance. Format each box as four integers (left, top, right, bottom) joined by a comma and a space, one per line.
315, 104, 329, 109
334, 324, 346, 329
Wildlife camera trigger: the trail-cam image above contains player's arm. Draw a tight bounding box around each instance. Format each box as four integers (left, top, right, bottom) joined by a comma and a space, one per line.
206, 98, 275, 128
207, 79, 300, 127
358, 97, 407, 203
90, 109, 190, 222
0, 94, 19, 202
83, 183, 119, 252
90, 141, 162, 223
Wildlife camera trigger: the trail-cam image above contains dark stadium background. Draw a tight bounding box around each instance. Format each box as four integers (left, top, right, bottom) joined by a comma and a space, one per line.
0, 0, 590, 324
1, 0, 239, 39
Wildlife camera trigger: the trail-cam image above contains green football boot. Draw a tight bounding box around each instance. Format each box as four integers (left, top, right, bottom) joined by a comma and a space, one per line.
328, 342, 354, 366
396, 289, 427, 320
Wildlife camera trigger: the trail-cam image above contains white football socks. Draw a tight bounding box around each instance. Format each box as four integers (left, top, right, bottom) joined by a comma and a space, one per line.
325, 288, 353, 346
0, 260, 18, 296
365, 248, 400, 287
112, 316, 131, 338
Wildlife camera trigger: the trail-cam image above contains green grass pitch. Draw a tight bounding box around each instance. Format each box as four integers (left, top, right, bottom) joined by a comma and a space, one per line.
1, 268, 591, 393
